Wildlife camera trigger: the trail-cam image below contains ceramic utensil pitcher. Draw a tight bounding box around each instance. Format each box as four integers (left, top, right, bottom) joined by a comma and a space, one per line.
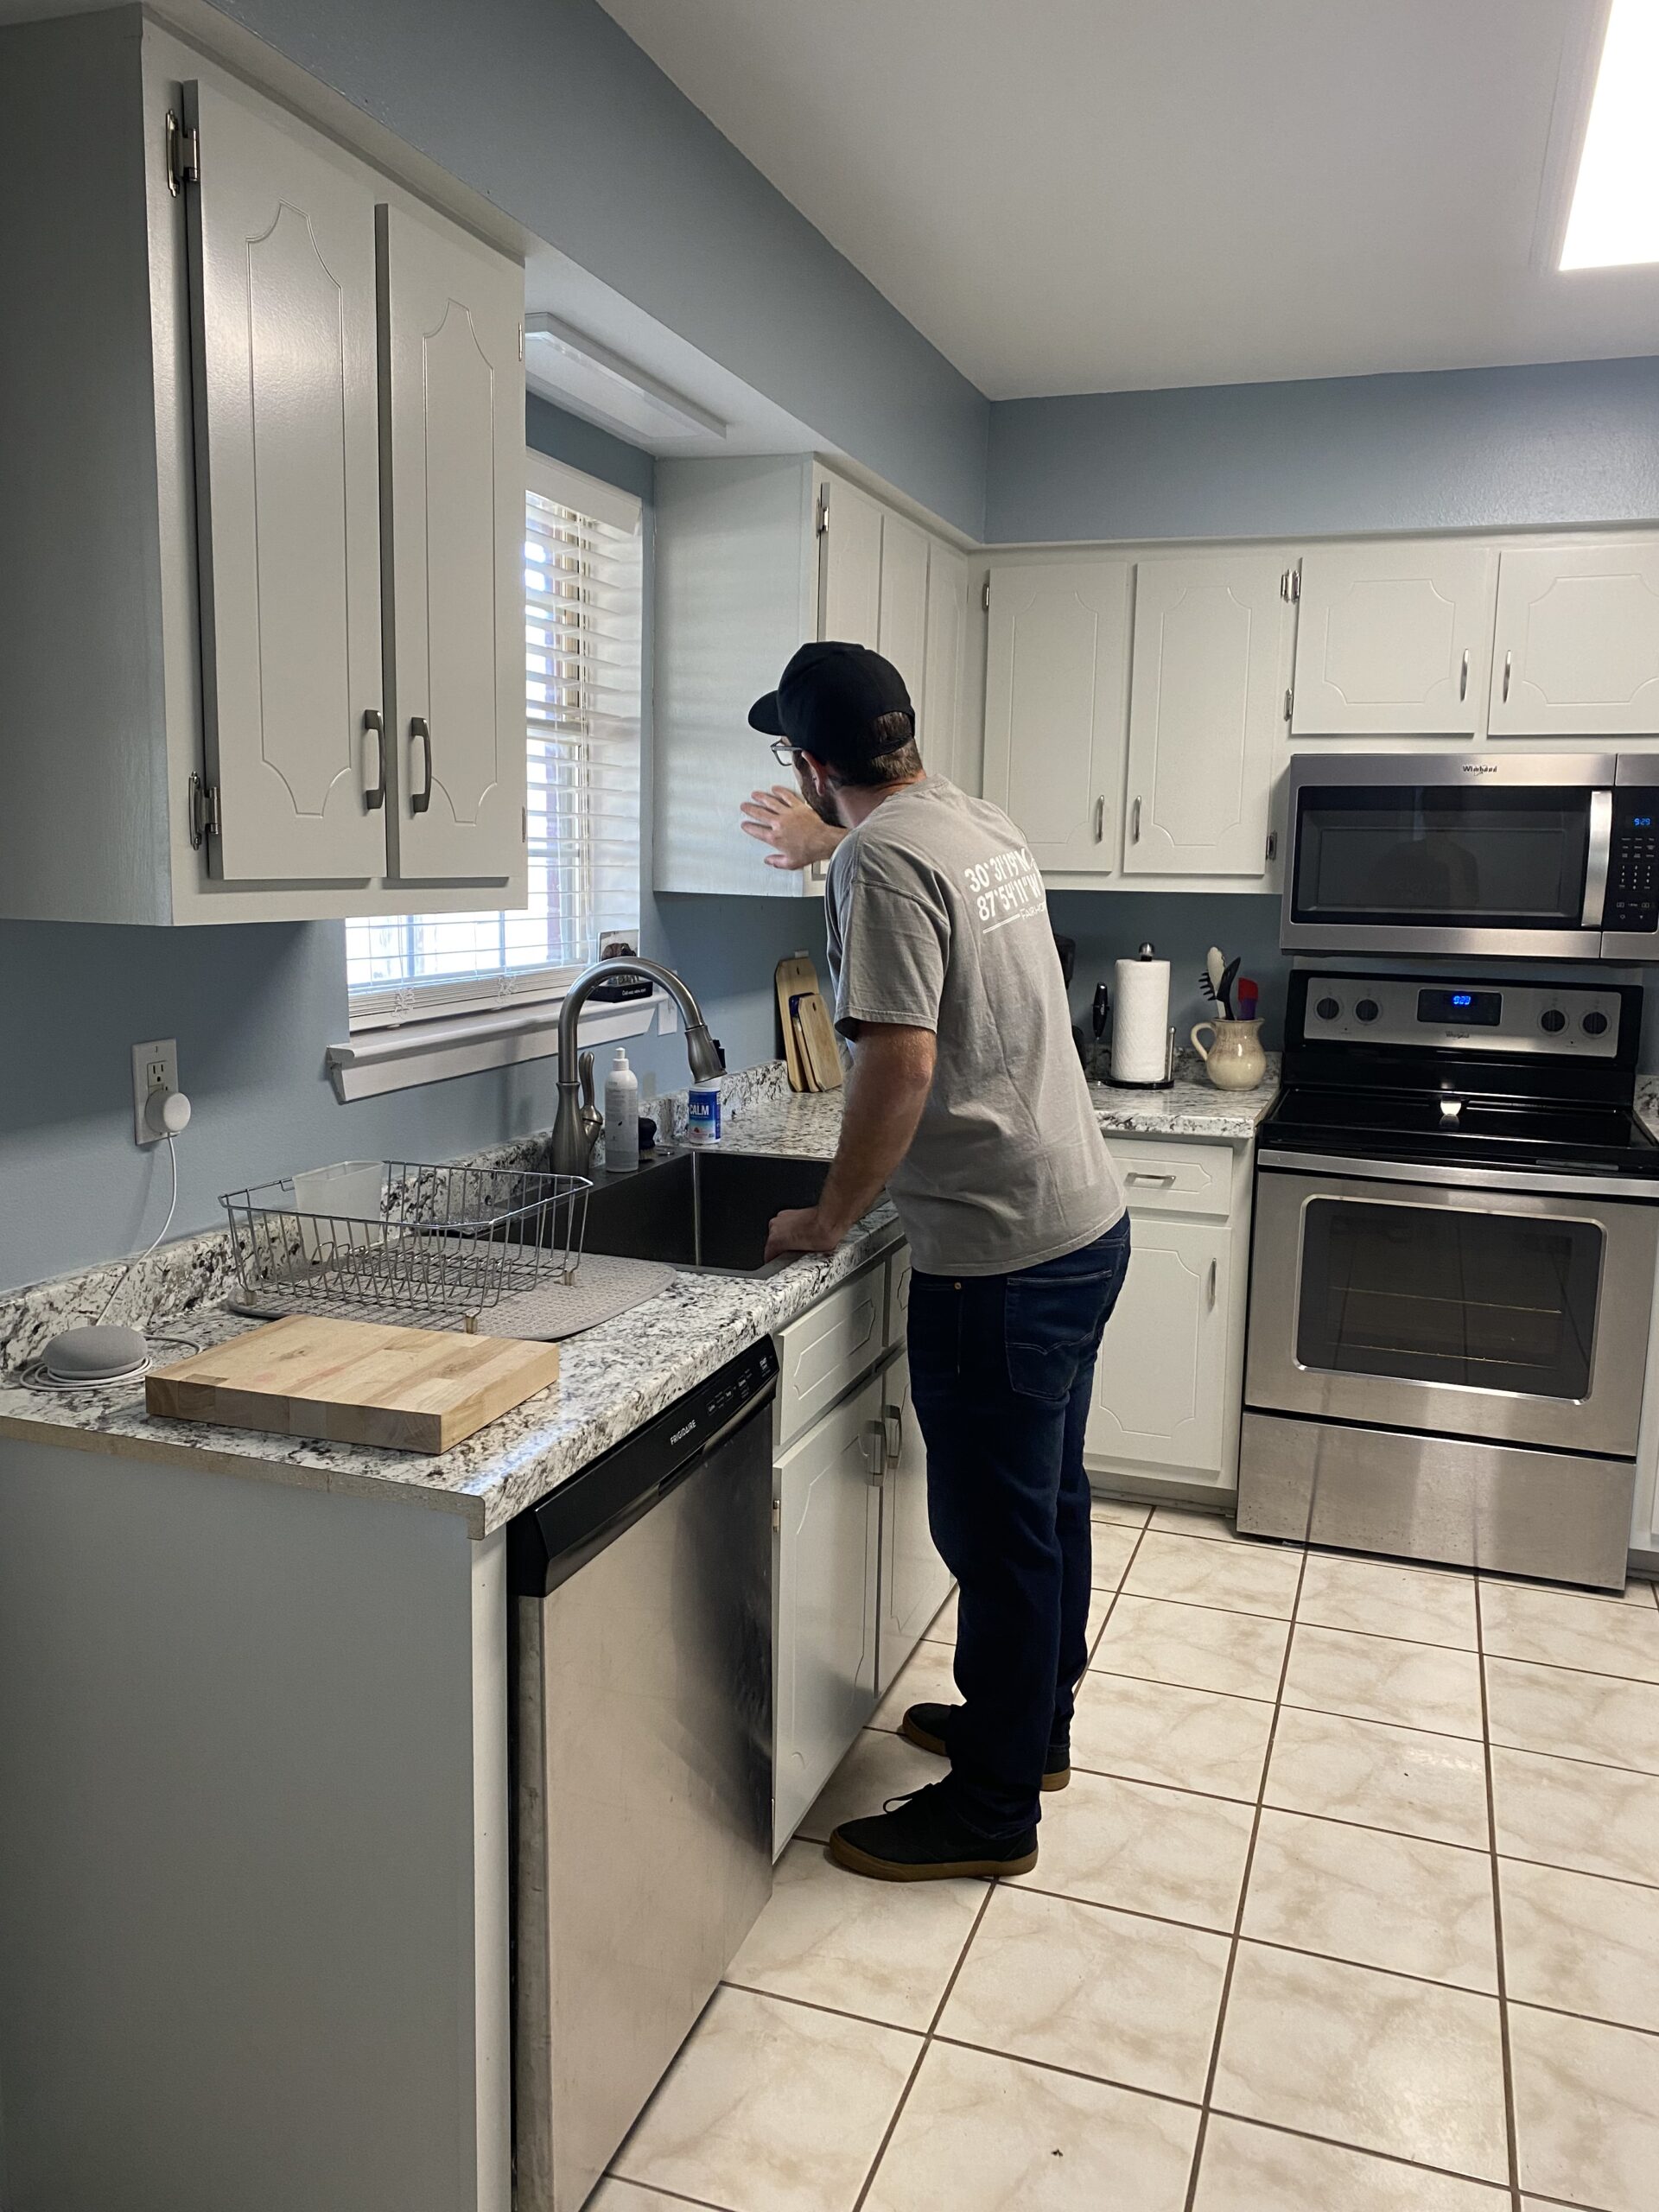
1190, 1017, 1267, 1090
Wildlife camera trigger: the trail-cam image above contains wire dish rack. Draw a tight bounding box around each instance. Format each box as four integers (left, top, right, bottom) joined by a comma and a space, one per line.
222, 1163, 590, 1319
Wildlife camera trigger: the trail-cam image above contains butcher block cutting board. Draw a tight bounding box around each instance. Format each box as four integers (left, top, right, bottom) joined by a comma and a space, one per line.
146, 1315, 562, 1453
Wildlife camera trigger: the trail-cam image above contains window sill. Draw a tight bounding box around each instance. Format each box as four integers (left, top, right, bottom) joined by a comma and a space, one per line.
327, 992, 677, 1102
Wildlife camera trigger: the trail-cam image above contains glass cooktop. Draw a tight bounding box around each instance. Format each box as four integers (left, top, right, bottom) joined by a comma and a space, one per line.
1263, 1086, 1659, 1179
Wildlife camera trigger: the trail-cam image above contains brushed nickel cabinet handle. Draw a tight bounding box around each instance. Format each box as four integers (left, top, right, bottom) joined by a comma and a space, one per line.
362, 709, 385, 810
1094, 795, 1106, 843
1130, 797, 1141, 843
883, 1409, 903, 1467
1503, 650, 1513, 702
410, 716, 432, 813
1206, 1258, 1218, 1309
1459, 648, 1470, 702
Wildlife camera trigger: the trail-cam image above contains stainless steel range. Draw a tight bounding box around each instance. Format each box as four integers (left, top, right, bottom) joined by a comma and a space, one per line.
1240, 969, 1659, 1590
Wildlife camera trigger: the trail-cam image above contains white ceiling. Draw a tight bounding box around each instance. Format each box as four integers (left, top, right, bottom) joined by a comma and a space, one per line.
599, 0, 1659, 399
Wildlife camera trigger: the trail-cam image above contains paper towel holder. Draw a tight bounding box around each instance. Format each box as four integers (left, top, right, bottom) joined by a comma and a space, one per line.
1098, 943, 1177, 1091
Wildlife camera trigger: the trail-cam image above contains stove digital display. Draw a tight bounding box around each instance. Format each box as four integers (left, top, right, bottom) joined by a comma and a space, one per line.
1418, 988, 1502, 1027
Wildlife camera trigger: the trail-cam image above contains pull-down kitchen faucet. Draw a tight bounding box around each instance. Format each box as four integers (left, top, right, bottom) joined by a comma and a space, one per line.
550, 957, 722, 1177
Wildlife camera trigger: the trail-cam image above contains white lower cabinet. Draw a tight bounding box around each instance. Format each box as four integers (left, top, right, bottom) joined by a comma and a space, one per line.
772, 1367, 884, 1853
875, 1348, 952, 1694
1084, 1139, 1253, 1498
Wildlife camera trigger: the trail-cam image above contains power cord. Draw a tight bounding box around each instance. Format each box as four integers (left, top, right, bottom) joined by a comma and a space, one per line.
96, 1131, 180, 1325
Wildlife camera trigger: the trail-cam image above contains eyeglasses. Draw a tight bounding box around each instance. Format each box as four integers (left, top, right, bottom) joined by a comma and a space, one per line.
768, 739, 800, 768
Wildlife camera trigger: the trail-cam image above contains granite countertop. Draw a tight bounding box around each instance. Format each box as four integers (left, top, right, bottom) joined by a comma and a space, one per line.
1089, 1051, 1281, 1140
0, 1060, 1275, 1535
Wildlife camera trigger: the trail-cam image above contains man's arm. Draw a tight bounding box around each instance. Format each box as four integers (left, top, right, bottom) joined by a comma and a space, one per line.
740, 785, 846, 871
763, 1024, 937, 1259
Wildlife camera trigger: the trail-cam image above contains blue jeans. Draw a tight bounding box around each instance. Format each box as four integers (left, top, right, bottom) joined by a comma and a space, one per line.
906, 1217, 1132, 1839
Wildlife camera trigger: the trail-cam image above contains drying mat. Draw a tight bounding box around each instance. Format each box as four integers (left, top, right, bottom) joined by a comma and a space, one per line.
228, 1253, 679, 1342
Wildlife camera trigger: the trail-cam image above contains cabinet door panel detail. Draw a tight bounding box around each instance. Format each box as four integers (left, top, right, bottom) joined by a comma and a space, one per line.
817, 478, 882, 649
773, 1378, 882, 1851
1293, 543, 1493, 736
380, 203, 525, 882
1124, 556, 1282, 878
1490, 546, 1659, 735
1086, 1219, 1230, 1474
921, 543, 969, 789
982, 562, 1128, 875
877, 512, 930, 715
183, 79, 383, 884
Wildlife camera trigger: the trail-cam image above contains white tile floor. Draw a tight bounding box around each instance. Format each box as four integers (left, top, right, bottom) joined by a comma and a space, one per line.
601, 1503, 1659, 2212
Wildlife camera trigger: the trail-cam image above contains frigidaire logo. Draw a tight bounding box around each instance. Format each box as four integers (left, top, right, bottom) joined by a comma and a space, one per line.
670, 1420, 697, 1445
1461, 762, 1499, 775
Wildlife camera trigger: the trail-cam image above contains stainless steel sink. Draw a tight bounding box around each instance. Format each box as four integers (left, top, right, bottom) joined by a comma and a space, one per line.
575, 1148, 830, 1277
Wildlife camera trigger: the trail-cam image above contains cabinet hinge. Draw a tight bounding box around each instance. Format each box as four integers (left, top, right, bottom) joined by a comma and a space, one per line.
1283, 686, 1294, 723
1280, 564, 1300, 602
165, 111, 200, 195
982, 575, 991, 613
816, 484, 830, 537
188, 772, 220, 849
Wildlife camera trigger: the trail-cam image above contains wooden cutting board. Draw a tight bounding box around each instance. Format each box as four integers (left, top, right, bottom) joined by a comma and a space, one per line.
146, 1314, 562, 1453
775, 953, 842, 1092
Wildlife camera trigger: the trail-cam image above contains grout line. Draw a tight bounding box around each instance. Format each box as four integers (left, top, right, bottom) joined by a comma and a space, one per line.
1089, 1664, 1488, 1748
1203, 2105, 1527, 2199
718, 1975, 938, 2036
1180, 1542, 1311, 2212
1474, 1578, 1525, 2212
1481, 1643, 1659, 1689
848, 1877, 996, 2211
1488, 1732, 1659, 1784
1504, 1993, 1659, 2043
602, 2178, 736, 2212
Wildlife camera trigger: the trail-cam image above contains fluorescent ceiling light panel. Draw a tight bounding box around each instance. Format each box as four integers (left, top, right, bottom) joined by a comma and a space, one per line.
1560, 0, 1659, 269
524, 314, 728, 442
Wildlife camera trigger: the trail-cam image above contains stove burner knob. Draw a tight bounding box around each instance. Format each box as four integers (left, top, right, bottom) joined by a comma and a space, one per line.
1541, 1009, 1567, 1034
1315, 996, 1340, 1021
1355, 998, 1380, 1023
1583, 1010, 1610, 1037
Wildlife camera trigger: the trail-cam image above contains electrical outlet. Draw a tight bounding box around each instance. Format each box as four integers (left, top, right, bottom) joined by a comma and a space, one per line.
132, 1038, 179, 1147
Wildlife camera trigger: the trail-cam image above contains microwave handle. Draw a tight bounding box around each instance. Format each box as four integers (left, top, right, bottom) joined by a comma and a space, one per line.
1582, 789, 1612, 929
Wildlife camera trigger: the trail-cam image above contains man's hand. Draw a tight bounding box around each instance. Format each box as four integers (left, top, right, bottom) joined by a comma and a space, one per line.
741, 786, 844, 872
763, 1206, 843, 1263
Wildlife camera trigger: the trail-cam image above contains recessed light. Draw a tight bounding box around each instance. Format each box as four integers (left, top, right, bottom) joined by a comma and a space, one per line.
1560, 0, 1659, 270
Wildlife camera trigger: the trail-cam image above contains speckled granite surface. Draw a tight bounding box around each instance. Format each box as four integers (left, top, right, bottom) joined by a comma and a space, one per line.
0, 1056, 1270, 1534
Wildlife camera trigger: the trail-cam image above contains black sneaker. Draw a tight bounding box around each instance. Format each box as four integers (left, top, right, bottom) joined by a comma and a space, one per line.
899, 1701, 1071, 1791
828, 1783, 1038, 1882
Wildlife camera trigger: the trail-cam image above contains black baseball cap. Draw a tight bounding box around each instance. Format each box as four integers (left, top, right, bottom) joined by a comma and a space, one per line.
748, 641, 914, 772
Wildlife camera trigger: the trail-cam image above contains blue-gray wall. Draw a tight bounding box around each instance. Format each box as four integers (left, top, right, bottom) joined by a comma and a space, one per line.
988, 355, 1659, 544
0, 401, 823, 1294
205, 0, 988, 537
1047, 894, 1286, 1063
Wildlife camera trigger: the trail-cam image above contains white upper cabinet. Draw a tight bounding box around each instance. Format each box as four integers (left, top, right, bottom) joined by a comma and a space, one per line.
982, 561, 1129, 875
1123, 554, 1286, 878
378, 203, 526, 883
1488, 544, 1659, 737
1292, 543, 1496, 738
876, 510, 931, 715
817, 474, 883, 648
181, 77, 385, 885
920, 541, 969, 787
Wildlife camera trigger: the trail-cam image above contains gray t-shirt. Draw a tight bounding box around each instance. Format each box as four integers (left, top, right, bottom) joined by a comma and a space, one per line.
824, 775, 1125, 1276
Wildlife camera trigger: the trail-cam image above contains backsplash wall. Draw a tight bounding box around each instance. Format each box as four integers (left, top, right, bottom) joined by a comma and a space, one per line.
1048, 893, 1287, 1065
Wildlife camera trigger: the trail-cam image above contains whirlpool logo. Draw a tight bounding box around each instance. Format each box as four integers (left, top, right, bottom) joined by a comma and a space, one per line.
1460, 762, 1499, 775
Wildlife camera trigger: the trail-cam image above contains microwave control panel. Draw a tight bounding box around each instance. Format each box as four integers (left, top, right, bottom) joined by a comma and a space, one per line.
1608, 791, 1659, 935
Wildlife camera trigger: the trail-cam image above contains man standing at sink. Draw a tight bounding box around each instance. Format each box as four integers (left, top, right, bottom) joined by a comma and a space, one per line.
750, 642, 1130, 1883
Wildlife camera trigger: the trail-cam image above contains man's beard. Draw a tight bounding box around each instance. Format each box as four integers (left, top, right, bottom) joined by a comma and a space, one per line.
799, 779, 840, 827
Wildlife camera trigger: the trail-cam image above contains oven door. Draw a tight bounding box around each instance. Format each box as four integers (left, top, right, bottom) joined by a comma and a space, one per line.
1246, 1164, 1657, 1458
1281, 753, 1612, 960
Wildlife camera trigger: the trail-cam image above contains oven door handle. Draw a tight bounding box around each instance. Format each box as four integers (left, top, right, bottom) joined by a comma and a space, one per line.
1257, 1146, 1659, 1203
1582, 788, 1612, 929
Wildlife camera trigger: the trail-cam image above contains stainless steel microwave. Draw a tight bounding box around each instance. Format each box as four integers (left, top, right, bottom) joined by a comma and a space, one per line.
1281, 753, 1659, 963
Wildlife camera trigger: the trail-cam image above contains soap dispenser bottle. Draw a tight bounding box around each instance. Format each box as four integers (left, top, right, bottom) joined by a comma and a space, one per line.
602, 1046, 640, 1173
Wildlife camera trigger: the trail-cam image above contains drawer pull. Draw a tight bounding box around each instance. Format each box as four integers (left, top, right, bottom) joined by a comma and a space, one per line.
1502, 649, 1513, 703
865, 1420, 887, 1484
883, 1408, 903, 1467
1127, 1170, 1177, 1186
1206, 1258, 1218, 1309
1459, 647, 1471, 702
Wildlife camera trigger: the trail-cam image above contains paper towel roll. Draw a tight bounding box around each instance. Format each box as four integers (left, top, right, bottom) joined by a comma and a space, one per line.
1110, 952, 1172, 1085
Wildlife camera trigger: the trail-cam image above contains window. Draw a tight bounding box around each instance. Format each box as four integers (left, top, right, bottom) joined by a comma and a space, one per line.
346, 451, 644, 1028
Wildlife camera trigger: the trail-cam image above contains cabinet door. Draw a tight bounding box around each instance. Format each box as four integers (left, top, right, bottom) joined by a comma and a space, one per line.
181, 79, 385, 884
817, 475, 882, 648
1489, 543, 1659, 736
1086, 1218, 1230, 1475
1293, 543, 1495, 737
877, 1351, 953, 1694
1124, 555, 1285, 878
982, 561, 1129, 874
378, 203, 526, 882
773, 1375, 883, 1851
877, 512, 930, 716
920, 541, 969, 787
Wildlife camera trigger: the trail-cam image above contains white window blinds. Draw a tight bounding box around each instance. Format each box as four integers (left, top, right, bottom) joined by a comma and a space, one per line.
346, 452, 644, 1027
